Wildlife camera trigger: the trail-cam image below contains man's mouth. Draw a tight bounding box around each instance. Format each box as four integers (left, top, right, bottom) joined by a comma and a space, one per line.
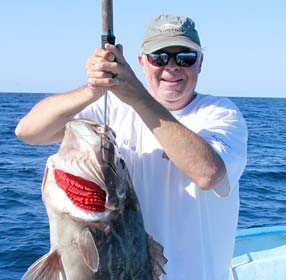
161, 78, 183, 84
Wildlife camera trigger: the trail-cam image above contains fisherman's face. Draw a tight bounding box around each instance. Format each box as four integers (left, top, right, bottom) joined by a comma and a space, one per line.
139, 46, 203, 111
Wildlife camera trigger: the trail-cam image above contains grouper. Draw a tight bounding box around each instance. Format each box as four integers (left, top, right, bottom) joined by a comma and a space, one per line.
22, 119, 167, 280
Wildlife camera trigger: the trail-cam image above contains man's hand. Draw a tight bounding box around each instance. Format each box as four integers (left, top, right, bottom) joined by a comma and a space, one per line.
86, 43, 146, 106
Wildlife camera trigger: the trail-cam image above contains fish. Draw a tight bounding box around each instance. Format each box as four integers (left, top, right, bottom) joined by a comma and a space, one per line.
22, 119, 167, 280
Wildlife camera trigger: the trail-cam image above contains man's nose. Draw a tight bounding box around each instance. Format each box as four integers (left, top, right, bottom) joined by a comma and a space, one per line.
166, 56, 179, 69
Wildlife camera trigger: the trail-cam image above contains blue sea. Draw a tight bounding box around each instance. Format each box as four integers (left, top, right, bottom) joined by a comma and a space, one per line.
0, 92, 285, 279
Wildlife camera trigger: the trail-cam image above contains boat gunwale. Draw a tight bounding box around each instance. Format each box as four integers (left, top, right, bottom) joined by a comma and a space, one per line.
236, 225, 286, 240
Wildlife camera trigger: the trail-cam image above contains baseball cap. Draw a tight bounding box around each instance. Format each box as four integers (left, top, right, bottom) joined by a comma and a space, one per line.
141, 15, 201, 54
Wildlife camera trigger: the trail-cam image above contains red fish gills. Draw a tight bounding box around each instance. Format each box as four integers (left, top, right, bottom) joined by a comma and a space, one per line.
54, 169, 106, 212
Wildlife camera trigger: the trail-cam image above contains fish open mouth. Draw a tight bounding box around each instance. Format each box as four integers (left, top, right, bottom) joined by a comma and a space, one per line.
54, 169, 106, 212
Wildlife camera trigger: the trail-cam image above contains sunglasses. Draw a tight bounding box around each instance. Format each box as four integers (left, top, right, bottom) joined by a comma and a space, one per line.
145, 51, 198, 67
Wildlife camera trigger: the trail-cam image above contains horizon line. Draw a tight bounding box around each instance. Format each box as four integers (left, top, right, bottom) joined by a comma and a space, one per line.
0, 91, 285, 99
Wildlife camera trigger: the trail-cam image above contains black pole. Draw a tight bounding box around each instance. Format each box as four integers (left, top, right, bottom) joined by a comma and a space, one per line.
101, 0, 116, 129
101, 0, 116, 48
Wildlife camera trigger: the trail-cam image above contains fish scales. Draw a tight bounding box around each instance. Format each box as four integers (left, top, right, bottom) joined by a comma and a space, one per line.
22, 119, 167, 280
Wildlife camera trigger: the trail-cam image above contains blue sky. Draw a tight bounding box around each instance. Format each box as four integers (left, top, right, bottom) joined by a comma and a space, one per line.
0, 0, 285, 97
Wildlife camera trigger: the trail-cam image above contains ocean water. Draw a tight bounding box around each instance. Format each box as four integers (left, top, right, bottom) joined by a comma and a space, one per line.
0, 92, 285, 279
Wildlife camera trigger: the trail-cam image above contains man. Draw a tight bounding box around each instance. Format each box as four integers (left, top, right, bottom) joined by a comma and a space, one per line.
15, 15, 247, 279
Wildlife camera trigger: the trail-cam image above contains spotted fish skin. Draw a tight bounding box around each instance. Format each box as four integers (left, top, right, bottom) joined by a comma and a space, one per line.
22, 119, 167, 280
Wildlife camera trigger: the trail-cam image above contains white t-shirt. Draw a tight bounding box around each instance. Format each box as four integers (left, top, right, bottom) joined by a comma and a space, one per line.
75, 92, 248, 280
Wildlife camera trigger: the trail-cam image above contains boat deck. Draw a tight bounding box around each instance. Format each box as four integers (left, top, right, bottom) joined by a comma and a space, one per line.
231, 226, 286, 279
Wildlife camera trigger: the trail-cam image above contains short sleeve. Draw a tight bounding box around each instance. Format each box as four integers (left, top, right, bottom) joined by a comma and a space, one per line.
198, 98, 248, 197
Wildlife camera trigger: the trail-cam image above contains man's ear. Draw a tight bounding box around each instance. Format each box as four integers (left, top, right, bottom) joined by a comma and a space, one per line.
138, 54, 145, 75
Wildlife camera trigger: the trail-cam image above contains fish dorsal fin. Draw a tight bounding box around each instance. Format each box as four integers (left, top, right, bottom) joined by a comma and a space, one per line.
78, 228, 99, 273
147, 235, 168, 280
22, 250, 66, 280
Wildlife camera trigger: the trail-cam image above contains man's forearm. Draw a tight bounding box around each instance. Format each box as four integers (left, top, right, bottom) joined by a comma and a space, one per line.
132, 92, 226, 190
15, 86, 103, 145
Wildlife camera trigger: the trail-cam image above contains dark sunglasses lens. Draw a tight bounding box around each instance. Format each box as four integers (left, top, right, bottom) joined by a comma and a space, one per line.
176, 52, 197, 67
146, 53, 169, 67
147, 52, 197, 67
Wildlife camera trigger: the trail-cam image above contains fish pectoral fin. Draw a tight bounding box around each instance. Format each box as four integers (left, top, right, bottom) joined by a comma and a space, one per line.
22, 250, 66, 280
147, 234, 168, 280
78, 228, 99, 273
